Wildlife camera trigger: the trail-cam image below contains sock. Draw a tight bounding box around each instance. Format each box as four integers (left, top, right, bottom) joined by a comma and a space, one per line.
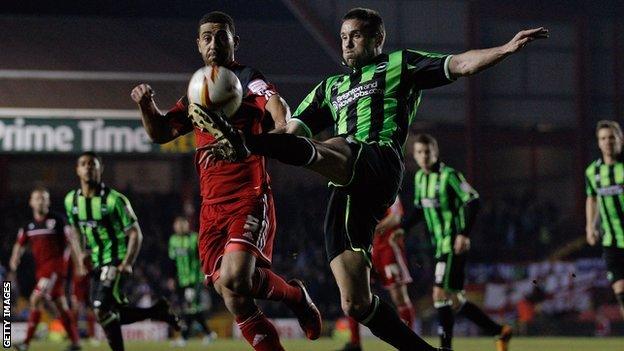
397, 302, 415, 329
194, 312, 212, 334
24, 309, 41, 344
118, 305, 155, 325
458, 301, 502, 336
181, 314, 192, 339
246, 133, 317, 166
236, 309, 285, 351
87, 310, 97, 338
59, 307, 80, 344
435, 300, 454, 349
348, 317, 361, 346
358, 295, 436, 351
251, 268, 303, 304
99, 311, 124, 351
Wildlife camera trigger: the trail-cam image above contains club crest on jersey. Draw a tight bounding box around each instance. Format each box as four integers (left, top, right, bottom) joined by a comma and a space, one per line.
46, 219, 56, 229
375, 62, 388, 73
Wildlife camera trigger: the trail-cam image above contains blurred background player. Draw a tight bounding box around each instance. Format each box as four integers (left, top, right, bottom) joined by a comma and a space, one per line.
9, 187, 84, 351
131, 11, 321, 351
340, 196, 415, 351
585, 120, 624, 319
168, 216, 216, 347
196, 7, 546, 351
64, 152, 179, 351
68, 251, 97, 345
404, 134, 512, 351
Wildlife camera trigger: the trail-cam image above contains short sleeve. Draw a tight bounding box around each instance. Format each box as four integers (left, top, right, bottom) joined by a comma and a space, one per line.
64, 191, 77, 226
16, 227, 27, 245
168, 236, 175, 259
165, 96, 194, 135
112, 194, 138, 230
247, 76, 278, 112
586, 166, 597, 196
404, 49, 454, 89
291, 80, 335, 137
413, 171, 424, 209
447, 170, 479, 204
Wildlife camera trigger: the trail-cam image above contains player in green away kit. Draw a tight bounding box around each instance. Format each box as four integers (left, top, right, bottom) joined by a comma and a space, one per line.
64, 152, 179, 351
168, 216, 216, 346
194, 8, 546, 351
585, 120, 624, 319
403, 134, 511, 351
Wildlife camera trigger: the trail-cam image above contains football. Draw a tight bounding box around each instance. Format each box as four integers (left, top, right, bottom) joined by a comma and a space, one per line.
187, 65, 243, 118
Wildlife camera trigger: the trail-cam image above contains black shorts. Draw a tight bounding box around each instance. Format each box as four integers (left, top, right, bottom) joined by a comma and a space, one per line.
176, 283, 205, 314
324, 139, 404, 264
90, 266, 129, 311
603, 248, 624, 283
434, 253, 466, 292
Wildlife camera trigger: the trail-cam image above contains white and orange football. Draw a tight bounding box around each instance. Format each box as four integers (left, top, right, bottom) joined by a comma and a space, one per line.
187, 65, 243, 118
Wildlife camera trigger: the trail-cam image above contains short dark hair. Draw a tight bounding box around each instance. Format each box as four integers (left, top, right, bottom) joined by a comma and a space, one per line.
343, 7, 385, 37
31, 186, 49, 196
199, 11, 235, 34
413, 133, 439, 153
596, 120, 623, 140
78, 151, 103, 165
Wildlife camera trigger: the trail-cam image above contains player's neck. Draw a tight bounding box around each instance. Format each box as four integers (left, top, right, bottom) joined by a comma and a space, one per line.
80, 181, 100, 197
33, 211, 48, 221
603, 153, 620, 165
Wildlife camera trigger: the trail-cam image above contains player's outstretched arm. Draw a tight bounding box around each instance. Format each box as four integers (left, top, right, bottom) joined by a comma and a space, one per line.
8, 243, 25, 272
66, 226, 86, 276
266, 95, 290, 133
448, 27, 549, 78
131, 83, 180, 144
119, 224, 143, 274
585, 196, 600, 246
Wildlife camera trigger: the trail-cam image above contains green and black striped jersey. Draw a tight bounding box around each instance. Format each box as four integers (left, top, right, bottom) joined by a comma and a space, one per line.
168, 232, 203, 288
414, 162, 479, 257
585, 158, 624, 249
64, 184, 137, 268
292, 49, 454, 155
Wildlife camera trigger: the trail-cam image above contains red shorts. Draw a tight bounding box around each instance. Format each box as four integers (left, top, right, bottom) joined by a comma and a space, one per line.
34, 265, 66, 299
372, 240, 413, 288
199, 193, 276, 285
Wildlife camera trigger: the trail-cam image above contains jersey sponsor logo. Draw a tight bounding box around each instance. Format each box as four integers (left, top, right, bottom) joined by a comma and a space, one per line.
78, 220, 99, 228
597, 185, 624, 196
331, 80, 384, 111
421, 198, 440, 208
248, 79, 276, 99
252, 334, 267, 346
375, 62, 388, 73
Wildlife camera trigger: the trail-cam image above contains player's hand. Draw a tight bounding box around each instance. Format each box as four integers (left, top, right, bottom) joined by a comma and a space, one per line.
504, 27, 549, 53
586, 227, 600, 246
130, 84, 155, 106
117, 263, 133, 274
454, 234, 471, 254
389, 228, 405, 244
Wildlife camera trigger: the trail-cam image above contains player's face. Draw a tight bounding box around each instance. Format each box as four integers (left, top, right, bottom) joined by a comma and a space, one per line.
173, 218, 189, 234
340, 19, 381, 69
413, 142, 438, 170
76, 155, 102, 184
197, 22, 237, 66
598, 127, 623, 158
29, 190, 50, 215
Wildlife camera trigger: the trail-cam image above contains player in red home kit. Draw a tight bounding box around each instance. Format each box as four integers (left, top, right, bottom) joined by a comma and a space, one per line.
9, 187, 85, 351
131, 11, 321, 351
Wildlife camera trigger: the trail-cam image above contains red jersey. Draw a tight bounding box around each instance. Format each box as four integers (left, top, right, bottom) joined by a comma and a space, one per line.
17, 212, 70, 273
166, 63, 277, 204
373, 197, 404, 251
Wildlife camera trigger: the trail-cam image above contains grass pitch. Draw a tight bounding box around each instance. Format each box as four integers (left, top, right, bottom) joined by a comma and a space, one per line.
23, 337, 624, 351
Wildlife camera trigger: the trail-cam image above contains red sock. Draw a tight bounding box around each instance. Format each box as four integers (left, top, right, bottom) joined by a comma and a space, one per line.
236, 309, 285, 351
24, 309, 42, 344
59, 308, 80, 344
348, 317, 361, 345
398, 303, 415, 329
87, 310, 97, 338
251, 268, 302, 304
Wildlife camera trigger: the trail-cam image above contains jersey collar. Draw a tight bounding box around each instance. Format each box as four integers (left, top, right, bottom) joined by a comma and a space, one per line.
77, 182, 107, 197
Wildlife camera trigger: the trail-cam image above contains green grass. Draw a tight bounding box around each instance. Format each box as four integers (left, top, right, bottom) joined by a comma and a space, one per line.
24, 337, 624, 351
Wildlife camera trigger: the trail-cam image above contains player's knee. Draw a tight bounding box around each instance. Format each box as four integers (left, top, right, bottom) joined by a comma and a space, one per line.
219, 272, 253, 295
432, 288, 448, 302
341, 297, 372, 319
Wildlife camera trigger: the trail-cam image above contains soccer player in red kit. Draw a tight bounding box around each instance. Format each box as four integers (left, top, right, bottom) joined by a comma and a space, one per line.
131, 11, 321, 351
9, 187, 85, 351
341, 197, 415, 351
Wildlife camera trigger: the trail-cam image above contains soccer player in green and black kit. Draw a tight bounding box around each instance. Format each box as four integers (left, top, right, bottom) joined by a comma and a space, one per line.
64, 152, 179, 351
403, 134, 511, 351
585, 120, 624, 319
195, 8, 546, 351
168, 216, 216, 346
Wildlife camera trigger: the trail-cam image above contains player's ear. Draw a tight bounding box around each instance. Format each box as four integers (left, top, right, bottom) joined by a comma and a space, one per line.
375, 32, 385, 49
197, 38, 201, 52
233, 35, 240, 50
